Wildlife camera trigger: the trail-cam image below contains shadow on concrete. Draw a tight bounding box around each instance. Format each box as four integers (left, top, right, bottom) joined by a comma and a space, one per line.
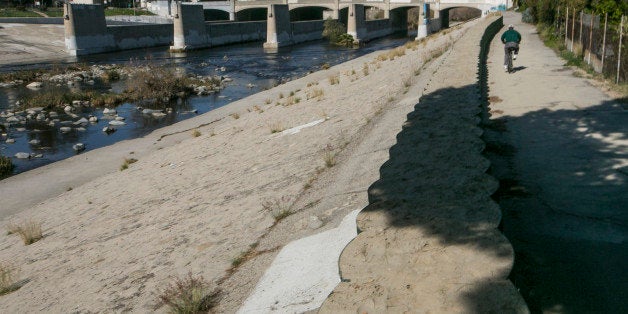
484, 98, 628, 313
359, 84, 525, 312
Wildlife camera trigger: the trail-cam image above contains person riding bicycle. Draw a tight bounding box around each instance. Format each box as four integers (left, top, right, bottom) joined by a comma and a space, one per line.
501, 24, 521, 71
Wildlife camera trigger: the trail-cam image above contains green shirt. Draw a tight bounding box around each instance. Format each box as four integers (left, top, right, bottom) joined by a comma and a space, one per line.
501, 29, 521, 44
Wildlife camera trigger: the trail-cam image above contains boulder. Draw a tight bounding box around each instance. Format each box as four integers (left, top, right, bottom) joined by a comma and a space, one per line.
102, 126, 116, 134
74, 117, 89, 125
72, 143, 85, 152
88, 116, 98, 123
108, 120, 126, 126
152, 112, 167, 118
103, 108, 117, 115
29, 139, 41, 145
60, 126, 72, 133
115, 116, 125, 121
26, 82, 43, 89
15, 152, 30, 159
5, 138, 15, 144
64, 105, 74, 113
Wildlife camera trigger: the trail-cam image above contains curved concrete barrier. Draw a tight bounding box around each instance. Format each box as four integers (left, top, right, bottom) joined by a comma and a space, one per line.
319, 16, 529, 313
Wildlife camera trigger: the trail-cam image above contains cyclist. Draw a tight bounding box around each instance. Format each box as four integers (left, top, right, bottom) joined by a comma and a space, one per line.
501, 24, 521, 71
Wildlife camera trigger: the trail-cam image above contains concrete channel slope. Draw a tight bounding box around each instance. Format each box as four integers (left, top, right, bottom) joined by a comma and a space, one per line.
486, 12, 628, 313
319, 16, 528, 313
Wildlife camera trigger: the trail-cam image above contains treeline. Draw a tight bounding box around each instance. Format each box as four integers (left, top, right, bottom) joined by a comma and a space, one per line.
521, 0, 628, 24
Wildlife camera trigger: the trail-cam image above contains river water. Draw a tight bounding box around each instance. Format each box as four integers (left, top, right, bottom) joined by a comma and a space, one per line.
0, 35, 410, 176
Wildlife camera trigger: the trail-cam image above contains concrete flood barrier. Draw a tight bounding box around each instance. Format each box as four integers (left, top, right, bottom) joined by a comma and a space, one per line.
64, 3, 172, 56
63, 3, 444, 56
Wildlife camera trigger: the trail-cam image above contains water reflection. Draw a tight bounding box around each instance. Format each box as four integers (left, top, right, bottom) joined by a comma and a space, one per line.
1, 35, 410, 175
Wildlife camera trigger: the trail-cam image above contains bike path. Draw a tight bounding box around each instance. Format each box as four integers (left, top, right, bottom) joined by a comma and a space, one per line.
487, 11, 628, 313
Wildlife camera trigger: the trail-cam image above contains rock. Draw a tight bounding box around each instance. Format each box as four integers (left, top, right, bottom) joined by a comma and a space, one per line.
102, 126, 116, 134
72, 143, 85, 152
16, 127, 26, 132
72, 100, 82, 106
29, 139, 40, 145
103, 108, 117, 115
69, 113, 80, 119
36, 113, 46, 121
88, 116, 98, 123
74, 117, 89, 125
76, 127, 86, 132
60, 126, 72, 133
15, 152, 30, 159
64, 105, 74, 113
108, 120, 125, 126
151, 112, 167, 118
32, 154, 43, 158
222, 77, 233, 82
26, 82, 43, 89
142, 109, 156, 115
115, 116, 125, 121
6, 116, 19, 123
5, 138, 15, 144
48, 111, 59, 118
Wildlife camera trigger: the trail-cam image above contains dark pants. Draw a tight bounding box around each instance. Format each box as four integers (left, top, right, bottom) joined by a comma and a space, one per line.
504, 42, 519, 66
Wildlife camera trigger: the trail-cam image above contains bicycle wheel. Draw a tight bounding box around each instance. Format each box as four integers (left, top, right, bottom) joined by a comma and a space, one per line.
507, 50, 513, 73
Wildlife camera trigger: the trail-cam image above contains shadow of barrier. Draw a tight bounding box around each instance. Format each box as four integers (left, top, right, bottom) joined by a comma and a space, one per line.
319, 16, 529, 313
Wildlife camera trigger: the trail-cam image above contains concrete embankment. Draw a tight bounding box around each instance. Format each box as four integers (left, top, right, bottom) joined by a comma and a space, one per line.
0, 16, 526, 313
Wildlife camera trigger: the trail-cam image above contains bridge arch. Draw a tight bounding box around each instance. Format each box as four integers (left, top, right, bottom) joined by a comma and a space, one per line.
203, 8, 230, 21
289, 6, 330, 21
235, 7, 267, 21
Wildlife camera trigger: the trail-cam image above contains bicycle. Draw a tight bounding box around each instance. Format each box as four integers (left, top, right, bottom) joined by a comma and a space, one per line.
506, 47, 516, 73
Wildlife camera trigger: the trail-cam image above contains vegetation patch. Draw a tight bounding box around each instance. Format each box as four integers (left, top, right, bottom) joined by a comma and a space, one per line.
0, 156, 14, 179
120, 158, 138, 171
261, 196, 293, 221
0, 263, 20, 296
157, 272, 218, 314
7, 219, 43, 245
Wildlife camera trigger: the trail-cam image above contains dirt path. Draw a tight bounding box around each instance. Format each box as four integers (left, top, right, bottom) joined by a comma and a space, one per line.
486, 11, 628, 313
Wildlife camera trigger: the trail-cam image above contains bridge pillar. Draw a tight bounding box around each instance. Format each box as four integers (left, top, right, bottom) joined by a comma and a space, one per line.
264, 4, 292, 49
347, 4, 366, 43
170, 4, 210, 51
63, 3, 115, 56
416, 3, 429, 40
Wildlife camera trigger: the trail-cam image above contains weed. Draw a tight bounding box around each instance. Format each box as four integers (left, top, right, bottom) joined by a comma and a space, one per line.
278, 92, 284, 99
269, 122, 285, 134
120, 158, 138, 171
261, 196, 293, 221
289, 91, 295, 97
323, 144, 336, 168
0, 155, 14, 179
328, 75, 340, 85
265, 98, 272, 105
230, 113, 240, 119
0, 263, 19, 296
307, 88, 324, 101
321, 63, 331, 70
362, 63, 370, 76
191, 129, 201, 137
157, 272, 218, 313
10, 219, 43, 245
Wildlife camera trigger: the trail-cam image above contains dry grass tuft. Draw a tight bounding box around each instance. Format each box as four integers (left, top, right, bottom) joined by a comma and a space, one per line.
328, 75, 340, 85
8, 219, 43, 245
230, 113, 240, 120
362, 63, 370, 76
261, 196, 293, 221
157, 272, 218, 314
0, 263, 20, 295
120, 158, 138, 171
307, 88, 324, 101
323, 144, 336, 168
191, 129, 201, 137
269, 121, 286, 134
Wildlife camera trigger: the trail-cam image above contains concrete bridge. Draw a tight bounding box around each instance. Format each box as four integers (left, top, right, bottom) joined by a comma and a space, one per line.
64, 0, 509, 55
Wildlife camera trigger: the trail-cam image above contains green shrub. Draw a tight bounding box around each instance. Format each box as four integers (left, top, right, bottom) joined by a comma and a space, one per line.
0, 156, 14, 179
